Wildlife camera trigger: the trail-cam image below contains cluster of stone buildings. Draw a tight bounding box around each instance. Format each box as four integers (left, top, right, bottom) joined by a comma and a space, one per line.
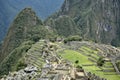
0, 40, 108, 80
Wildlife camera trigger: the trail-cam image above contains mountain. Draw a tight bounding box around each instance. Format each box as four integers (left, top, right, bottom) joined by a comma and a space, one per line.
46, 0, 120, 46
0, 1, 120, 79
0, 8, 54, 63
0, 0, 64, 41
46, 15, 80, 37
0, 8, 55, 76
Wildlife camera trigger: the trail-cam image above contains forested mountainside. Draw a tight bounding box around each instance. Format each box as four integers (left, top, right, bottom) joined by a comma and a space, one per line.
0, 8, 55, 63
46, 0, 120, 46
0, 0, 64, 41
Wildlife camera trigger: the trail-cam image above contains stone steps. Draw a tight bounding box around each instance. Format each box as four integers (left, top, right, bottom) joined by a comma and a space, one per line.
28, 59, 43, 67
104, 66, 114, 68
81, 47, 93, 53
103, 69, 115, 72
88, 58, 97, 63
88, 54, 98, 60
30, 57, 43, 63
78, 50, 88, 56
28, 53, 43, 58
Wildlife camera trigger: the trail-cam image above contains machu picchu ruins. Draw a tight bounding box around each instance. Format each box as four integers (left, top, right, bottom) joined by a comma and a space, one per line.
1, 40, 120, 80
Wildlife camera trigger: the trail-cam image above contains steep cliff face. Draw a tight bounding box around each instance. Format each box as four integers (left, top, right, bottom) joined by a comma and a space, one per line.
47, 0, 120, 46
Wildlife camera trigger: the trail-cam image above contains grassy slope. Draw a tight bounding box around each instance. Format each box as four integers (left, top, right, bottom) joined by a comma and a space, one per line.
58, 49, 120, 80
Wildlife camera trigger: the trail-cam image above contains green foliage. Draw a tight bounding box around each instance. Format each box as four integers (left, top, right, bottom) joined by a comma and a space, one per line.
27, 25, 55, 42
76, 65, 82, 69
75, 60, 79, 64
0, 8, 56, 63
49, 36, 57, 42
59, 50, 93, 65
0, 8, 43, 62
47, 0, 120, 46
48, 35, 60, 42
16, 59, 27, 71
46, 16, 80, 37
111, 39, 120, 47
97, 57, 105, 67
0, 8, 57, 77
64, 35, 82, 43
0, 40, 34, 76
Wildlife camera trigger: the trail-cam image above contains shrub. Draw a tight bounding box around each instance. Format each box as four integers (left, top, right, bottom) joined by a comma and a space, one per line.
64, 35, 82, 43
75, 60, 79, 64
31, 35, 40, 42
16, 60, 27, 71
76, 65, 82, 69
97, 57, 105, 66
49, 37, 56, 42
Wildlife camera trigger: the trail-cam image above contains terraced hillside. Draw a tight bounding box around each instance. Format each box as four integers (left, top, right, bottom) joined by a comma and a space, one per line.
1, 40, 120, 80
58, 41, 120, 80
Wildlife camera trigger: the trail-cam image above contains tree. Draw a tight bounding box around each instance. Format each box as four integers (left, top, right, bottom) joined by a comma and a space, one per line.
97, 57, 105, 66
75, 60, 79, 64
64, 35, 82, 43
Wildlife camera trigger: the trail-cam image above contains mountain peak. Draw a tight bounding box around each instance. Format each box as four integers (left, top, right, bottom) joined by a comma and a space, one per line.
15, 7, 43, 26
0, 8, 54, 76
0, 8, 42, 62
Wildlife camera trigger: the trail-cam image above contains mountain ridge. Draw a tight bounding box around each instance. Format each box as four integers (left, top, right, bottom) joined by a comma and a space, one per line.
0, 8, 55, 63
46, 0, 120, 46
0, 0, 64, 41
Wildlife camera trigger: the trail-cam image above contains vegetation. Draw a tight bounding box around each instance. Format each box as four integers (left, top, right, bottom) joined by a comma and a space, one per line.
1, 0, 120, 79
27, 25, 55, 42
64, 35, 82, 43
46, 16, 80, 37
0, 40, 34, 76
75, 60, 79, 64
58, 49, 120, 80
58, 50, 93, 66
97, 57, 105, 66
111, 39, 120, 47
0, 8, 55, 62
46, 0, 120, 47
16, 59, 27, 71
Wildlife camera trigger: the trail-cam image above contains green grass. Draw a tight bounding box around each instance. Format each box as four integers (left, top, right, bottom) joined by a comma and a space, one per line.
58, 49, 120, 80
59, 50, 93, 65
80, 46, 98, 55
79, 46, 99, 60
